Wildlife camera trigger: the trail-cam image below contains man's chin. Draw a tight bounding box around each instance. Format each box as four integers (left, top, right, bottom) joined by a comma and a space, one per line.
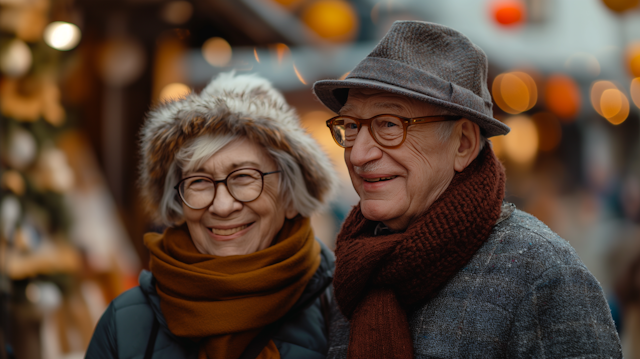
359, 199, 403, 223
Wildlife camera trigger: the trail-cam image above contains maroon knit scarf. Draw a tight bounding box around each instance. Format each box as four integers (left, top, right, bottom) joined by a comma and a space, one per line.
333, 147, 506, 359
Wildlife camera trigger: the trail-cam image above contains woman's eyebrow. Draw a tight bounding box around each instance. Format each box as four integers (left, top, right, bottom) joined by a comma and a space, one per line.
228, 161, 261, 169
191, 161, 262, 175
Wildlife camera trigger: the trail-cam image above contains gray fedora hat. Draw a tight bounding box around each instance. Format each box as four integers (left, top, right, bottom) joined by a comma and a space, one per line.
313, 21, 510, 137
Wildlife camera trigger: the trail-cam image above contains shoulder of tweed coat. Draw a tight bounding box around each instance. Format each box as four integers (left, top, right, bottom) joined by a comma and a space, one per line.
139, 72, 338, 222
326, 203, 622, 359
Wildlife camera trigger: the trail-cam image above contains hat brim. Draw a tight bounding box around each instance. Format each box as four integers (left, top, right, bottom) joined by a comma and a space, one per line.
313, 78, 510, 137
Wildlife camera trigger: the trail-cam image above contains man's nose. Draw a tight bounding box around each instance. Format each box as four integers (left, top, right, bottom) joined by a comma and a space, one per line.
209, 183, 242, 217
348, 125, 383, 167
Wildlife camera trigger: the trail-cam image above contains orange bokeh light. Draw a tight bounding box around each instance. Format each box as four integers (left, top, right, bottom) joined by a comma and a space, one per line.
590, 80, 617, 116
273, 43, 290, 64
293, 64, 307, 85
503, 115, 539, 165
202, 37, 232, 67
600, 89, 629, 125
159, 82, 190, 102
626, 42, 640, 78
590, 80, 629, 125
601, 0, 639, 13
492, 71, 537, 114
271, 0, 303, 8
490, 0, 526, 26
302, 0, 358, 43
631, 77, 640, 109
544, 74, 581, 122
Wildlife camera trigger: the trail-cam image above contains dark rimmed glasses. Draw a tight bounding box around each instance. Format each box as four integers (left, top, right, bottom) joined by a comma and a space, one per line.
174, 168, 280, 209
326, 114, 462, 149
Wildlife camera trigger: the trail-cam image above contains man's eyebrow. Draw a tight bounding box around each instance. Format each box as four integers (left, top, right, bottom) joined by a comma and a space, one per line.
339, 104, 355, 115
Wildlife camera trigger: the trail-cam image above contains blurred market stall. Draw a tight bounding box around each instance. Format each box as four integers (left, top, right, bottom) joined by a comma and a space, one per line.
1, 0, 640, 358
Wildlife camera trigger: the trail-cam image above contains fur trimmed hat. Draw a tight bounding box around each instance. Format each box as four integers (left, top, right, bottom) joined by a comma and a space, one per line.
139, 72, 338, 221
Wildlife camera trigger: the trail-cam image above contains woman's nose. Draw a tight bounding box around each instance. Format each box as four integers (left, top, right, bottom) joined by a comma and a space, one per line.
209, 184, 242, 217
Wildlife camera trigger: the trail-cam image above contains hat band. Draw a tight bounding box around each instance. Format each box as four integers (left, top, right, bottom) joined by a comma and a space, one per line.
346, 57, 492, 117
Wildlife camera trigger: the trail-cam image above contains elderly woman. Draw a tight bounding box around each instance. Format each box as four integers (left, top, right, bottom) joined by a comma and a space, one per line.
86, 72, 338, 359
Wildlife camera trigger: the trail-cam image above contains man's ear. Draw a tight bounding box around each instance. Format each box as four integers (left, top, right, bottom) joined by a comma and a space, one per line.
453, 119, 481, 172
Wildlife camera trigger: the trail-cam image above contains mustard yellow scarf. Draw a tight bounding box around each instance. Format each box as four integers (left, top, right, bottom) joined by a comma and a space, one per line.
144, 217, 321, 359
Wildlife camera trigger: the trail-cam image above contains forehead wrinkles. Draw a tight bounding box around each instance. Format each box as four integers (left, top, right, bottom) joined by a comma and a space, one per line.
342, 91, 442, 117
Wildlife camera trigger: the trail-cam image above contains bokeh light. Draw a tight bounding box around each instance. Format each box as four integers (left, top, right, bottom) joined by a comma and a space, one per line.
631, 77, 640, 109
275, 43, 290, 64
159, 83, 191, 102
43, 21, 82, 51
300, 110, 345, 170
590, 80, 630, 125
301, 0, 358, 42
601, 0, 639, 13
492, 71, 537, 114
202, 37, 232, 67
503, 115, 539, 165
97, 38, 146, 87
532, 112, 562, 152
490, 135, 505, 159
272, 0, 304, 7
161, 1, 193, 25
600, 89, 629, 125
490, 0, 526, 26
590, 80, 617, 116
293, 64, 307, 85
544, 74, 581, 121
626, 42, 640, 78
0, 39, 32, 77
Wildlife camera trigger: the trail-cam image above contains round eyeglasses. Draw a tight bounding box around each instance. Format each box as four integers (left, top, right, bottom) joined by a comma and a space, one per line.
326, 114, 461, 149
174, 168, 281, 209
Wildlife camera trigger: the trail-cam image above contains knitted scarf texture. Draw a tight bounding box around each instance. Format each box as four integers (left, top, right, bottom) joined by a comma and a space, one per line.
145, 217, 321, 359
333, 147, 506, 359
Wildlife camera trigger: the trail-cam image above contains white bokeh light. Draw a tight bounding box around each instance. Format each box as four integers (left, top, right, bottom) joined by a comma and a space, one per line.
44, 21, 82, 51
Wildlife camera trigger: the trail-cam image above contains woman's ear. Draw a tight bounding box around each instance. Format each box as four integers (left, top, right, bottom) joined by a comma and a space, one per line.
453, 119, 481, 172
285, 205, 299, 220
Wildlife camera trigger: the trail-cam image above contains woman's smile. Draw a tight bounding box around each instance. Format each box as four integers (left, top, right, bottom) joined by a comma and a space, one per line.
207, 222, 254, 240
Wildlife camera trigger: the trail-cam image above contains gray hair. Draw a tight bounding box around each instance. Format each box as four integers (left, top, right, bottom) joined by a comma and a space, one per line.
158, 134, 322, 226
434, 120, 487, 150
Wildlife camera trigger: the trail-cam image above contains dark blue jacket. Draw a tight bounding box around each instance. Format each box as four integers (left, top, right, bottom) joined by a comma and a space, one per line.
86, 240, 335, 359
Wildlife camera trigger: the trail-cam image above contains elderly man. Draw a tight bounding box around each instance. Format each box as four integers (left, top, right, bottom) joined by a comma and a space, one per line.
313, 21, 621, 359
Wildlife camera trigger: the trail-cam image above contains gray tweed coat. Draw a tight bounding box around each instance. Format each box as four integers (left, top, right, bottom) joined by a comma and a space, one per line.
327, 203, 622, 358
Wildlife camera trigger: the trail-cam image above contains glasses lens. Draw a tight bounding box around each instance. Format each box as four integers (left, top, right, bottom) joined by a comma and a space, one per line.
372, 116, 404, 147
180, 177, 215, 209
331, 117, 358, 148
227, 169, 263, 202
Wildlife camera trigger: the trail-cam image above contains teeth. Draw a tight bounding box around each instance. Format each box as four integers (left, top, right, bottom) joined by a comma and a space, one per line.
210, 224, 249, 236
363, 176, 397, 182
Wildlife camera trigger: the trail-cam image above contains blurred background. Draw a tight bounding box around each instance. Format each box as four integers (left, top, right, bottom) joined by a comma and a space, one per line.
1, 0, 639, 357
